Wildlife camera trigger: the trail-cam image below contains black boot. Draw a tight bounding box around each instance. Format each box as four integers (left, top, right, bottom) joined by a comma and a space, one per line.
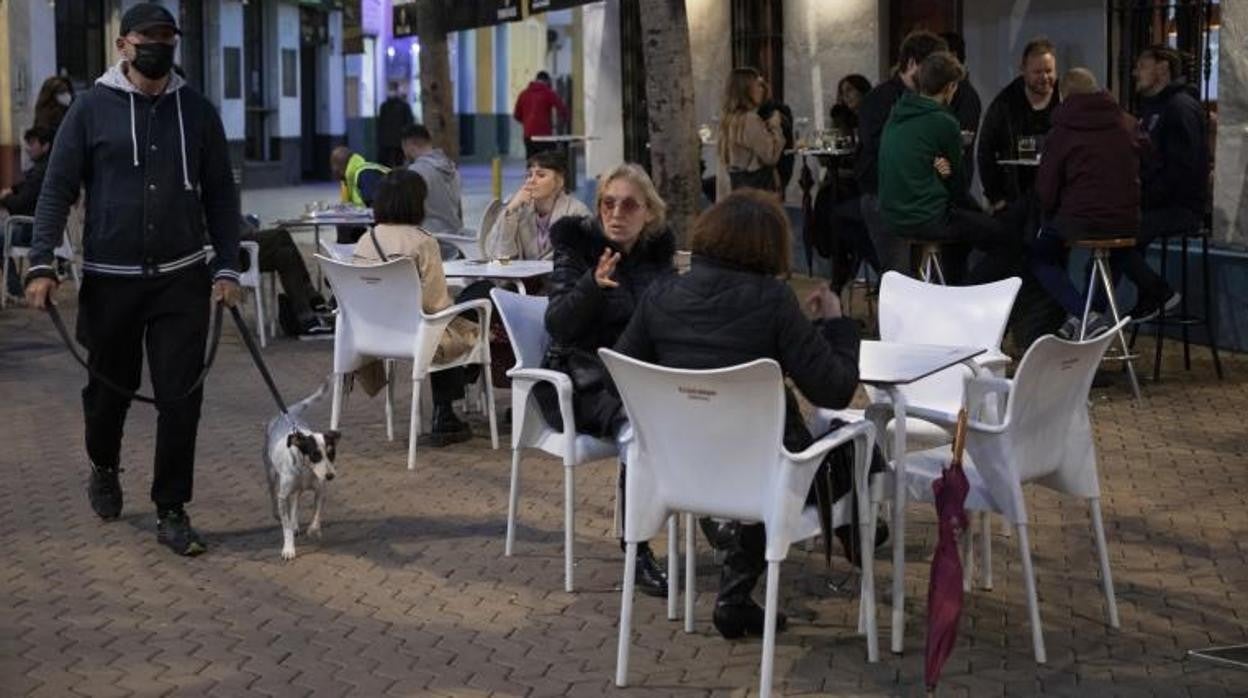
88, 463, 123, 521
713, 598, 787, 639
421, 404, 472, 447
632, 542, 668, 598
712, 522, 786, 639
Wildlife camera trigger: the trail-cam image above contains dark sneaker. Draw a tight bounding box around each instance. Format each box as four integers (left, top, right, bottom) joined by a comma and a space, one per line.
634, 543, 669, 598
713, 599, 788, 639
299, 317, 335, 337
420, 405, 472, 447
157, 507, 207, 556
88, 464, 123, 520
1128, 291, 1181, 324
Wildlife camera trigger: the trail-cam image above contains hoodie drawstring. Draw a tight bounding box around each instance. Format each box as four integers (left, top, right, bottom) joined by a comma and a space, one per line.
175, 90, 192, 191
128, 93, 139, 167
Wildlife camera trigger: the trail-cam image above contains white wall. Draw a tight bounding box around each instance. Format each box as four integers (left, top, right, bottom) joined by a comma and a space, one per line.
272, 2, 301, 138
783, 0, 879, 134
205, 1, 244, 141
1213, 0, 1248, 248
964, 0, 1109, 103
685, 0, 730, 131
322, 10, 346, 137
582, 0, 623, 179
1, 0, 57, 151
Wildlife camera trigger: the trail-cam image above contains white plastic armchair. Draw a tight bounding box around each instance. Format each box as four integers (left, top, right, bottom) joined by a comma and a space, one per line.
317, 239, 357, 263
894, 324, 1125, 664
866, 271, 1021, 451
318, 255, 499, 470
476, 198, 505, 259
600, 350, 880, 697
490, 288, 620, 593
3, 215, 79, 309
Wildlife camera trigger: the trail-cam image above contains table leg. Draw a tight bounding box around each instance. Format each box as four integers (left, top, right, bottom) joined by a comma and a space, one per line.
314, 224, 323, 293
516, 279, 528, 296
886, 387, 908, 655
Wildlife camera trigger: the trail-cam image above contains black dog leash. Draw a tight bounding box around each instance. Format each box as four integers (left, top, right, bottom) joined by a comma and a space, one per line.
46, 302, 291, 416
47, 301, 225, 406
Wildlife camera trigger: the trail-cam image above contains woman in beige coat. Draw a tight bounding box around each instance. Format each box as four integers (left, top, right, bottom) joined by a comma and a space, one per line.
487, 150, 591, 260
716, 67, 786, 199
352, 169, 479, 446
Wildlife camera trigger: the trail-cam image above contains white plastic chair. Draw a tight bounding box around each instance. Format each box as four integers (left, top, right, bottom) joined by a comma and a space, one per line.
491, 288, 625, 593
319, 255, 499, 470
889, 324, 1126, 664
600, 350, 880, 697
3, 215, 79, 308
318, 239, 357, 263
206, 241, 274, 346
476, 198, 505, 259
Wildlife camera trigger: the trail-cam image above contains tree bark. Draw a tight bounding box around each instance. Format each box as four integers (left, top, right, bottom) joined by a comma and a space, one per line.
414, 0, 459, 159
637, 0, 700, 246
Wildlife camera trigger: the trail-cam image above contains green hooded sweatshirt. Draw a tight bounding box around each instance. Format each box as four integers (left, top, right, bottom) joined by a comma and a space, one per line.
878, 91, 964, 230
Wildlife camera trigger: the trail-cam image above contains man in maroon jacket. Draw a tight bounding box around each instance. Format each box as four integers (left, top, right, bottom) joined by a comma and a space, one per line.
1030, 68, 1146, 339
513, 71, 569, 158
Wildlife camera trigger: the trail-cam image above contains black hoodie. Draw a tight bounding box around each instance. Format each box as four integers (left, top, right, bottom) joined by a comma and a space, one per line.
1136, 81, 1209, 214
976, 75, 1061, 204
27, 62, 239, 284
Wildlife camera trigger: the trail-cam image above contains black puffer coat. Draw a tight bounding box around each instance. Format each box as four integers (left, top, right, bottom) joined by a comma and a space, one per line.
613, 256, 860, 450
537, 215, 677, 438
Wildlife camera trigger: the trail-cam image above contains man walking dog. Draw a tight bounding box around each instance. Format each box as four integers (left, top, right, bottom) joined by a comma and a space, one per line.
25, 5, 241, 556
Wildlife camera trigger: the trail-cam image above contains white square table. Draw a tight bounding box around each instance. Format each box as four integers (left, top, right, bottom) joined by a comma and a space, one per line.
442, 259, 553, 295
857, 340, 987, 655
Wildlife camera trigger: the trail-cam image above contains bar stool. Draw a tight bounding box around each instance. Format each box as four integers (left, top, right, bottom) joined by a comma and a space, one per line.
1128, 227, 1224, 381
902, 241, 946, 284
1071, 237, 1142, 402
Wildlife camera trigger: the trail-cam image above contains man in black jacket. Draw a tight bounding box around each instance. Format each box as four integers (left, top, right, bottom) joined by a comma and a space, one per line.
25, 5, 240, 556
2, 126, 53, 296
976, 37, 1060, 212
855, 30, 947, 274
1123, 45, 1208, 321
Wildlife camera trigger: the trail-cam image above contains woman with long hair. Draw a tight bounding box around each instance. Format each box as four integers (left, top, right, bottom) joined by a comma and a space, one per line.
830, 74, 872, 135
34, 76, 75, 139
716, 67, 785, 197
536, 163, 677, 598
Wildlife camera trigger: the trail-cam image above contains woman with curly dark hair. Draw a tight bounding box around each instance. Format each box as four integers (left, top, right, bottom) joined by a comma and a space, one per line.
34, 76, 75, 139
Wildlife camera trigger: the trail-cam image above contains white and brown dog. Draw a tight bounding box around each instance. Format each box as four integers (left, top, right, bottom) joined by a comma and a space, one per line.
263, 382, 341, 560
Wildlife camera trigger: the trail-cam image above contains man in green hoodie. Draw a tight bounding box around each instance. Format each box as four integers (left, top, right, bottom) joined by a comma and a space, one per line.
879, 51, 1004, 283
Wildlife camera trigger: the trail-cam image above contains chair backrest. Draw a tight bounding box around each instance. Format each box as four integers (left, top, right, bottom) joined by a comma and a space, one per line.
600, 350, 788, 536
477, 198, 505, 258
878, 271, 1021, 411
315, 254, 426, 364
318, 240, 357, 263
997, 325, 1120, 484
490, 288, 549, 369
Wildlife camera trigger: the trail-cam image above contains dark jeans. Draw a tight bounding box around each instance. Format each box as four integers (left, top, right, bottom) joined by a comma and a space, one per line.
831, 196, 880, 285
242, 227, 323, 326
1028, 223, 1120, 317
861, 194, 910, 275
890, 208, 1014, 285
429, 280, 493, 407
1122, 207, 1199, 303
76, 266, 211, 507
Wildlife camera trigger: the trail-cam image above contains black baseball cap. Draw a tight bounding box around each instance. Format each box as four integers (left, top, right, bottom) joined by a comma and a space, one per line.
120, 4, 181, 36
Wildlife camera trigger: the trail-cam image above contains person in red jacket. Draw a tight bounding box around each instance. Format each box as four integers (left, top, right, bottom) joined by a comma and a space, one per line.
1029, 68, 1146, 339
513, 71, 569, 158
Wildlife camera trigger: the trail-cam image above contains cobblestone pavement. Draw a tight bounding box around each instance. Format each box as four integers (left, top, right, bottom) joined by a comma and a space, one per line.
1, 288, 1246, 697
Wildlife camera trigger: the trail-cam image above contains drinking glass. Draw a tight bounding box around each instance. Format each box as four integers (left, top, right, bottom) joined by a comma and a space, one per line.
1017, 136, 1037, 160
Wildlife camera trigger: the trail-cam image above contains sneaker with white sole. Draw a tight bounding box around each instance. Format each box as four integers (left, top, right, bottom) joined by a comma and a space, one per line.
1127, 291, 1181, 324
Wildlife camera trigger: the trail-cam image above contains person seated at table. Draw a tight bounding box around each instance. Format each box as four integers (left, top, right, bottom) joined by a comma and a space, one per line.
329, 146, 389, 244
535, 163, 676, 598
716, 67, 785, 198
351, 169, 478, 446
401, 124, 463, 236
830, 74, 871, 136
615, 189, 884, 640
487, 150, 590, 261
238, 216, 333, 337
879, 51, 1005, 284
820, 73, 879, 291
977, 37, 1061, 214
2, 126, 52, 297
856, 30, 948, 274
1031, 69, 1145, 340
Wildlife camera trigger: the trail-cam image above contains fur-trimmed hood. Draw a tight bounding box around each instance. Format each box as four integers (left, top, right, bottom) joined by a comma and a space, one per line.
548, 214, 677, 269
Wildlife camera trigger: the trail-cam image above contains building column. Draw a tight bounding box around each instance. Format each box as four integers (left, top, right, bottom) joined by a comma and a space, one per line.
204, 0, 245, 184
581, 0, 623, 183
0, 1, 56, 188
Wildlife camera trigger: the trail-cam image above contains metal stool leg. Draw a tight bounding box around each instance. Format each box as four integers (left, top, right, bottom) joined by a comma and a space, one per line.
1202, 236, 1224, 379
1152, 236, 1169, 381
1181, 235, 1192, 370
1079, 254, 1099, 340
1095, 255, 1142, 401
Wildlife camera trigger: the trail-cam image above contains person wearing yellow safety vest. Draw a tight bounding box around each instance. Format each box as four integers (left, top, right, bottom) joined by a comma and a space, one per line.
329, 146, 388, 243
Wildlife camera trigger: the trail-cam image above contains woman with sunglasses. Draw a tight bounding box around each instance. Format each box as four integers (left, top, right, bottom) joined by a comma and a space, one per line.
487, 150, 590, 261
535, 163, 676, 598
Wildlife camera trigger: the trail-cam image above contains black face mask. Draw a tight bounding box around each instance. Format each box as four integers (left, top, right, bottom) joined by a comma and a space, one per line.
130, 42, 175, 80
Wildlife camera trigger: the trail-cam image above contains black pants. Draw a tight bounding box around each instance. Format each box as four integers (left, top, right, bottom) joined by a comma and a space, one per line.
242, 227, 323, 326
1121, 207, 1198, 303
892, 208, 1016, 285
76, 266, 211, 508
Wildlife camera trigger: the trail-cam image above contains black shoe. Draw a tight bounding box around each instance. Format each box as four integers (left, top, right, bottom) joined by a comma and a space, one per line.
1127, 291, 1181, 324
634, 544, 668, 598
88, 464, 123, 521
698, 517, 739, 551
713, 598, 787, 639
156, 506, 207, 557
298, 317, 335, 337
419, 404, 472, 447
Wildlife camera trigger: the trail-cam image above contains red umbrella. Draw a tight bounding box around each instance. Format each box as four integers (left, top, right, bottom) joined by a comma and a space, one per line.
925, 410, 971, 694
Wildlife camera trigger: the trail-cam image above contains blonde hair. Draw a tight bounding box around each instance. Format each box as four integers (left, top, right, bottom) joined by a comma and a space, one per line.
595, 163, 668, 237
718, 67, 762, 165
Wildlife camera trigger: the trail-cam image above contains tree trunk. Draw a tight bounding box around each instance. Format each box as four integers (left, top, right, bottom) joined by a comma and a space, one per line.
415, 0, 459, 159
637, 0, 700, 246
